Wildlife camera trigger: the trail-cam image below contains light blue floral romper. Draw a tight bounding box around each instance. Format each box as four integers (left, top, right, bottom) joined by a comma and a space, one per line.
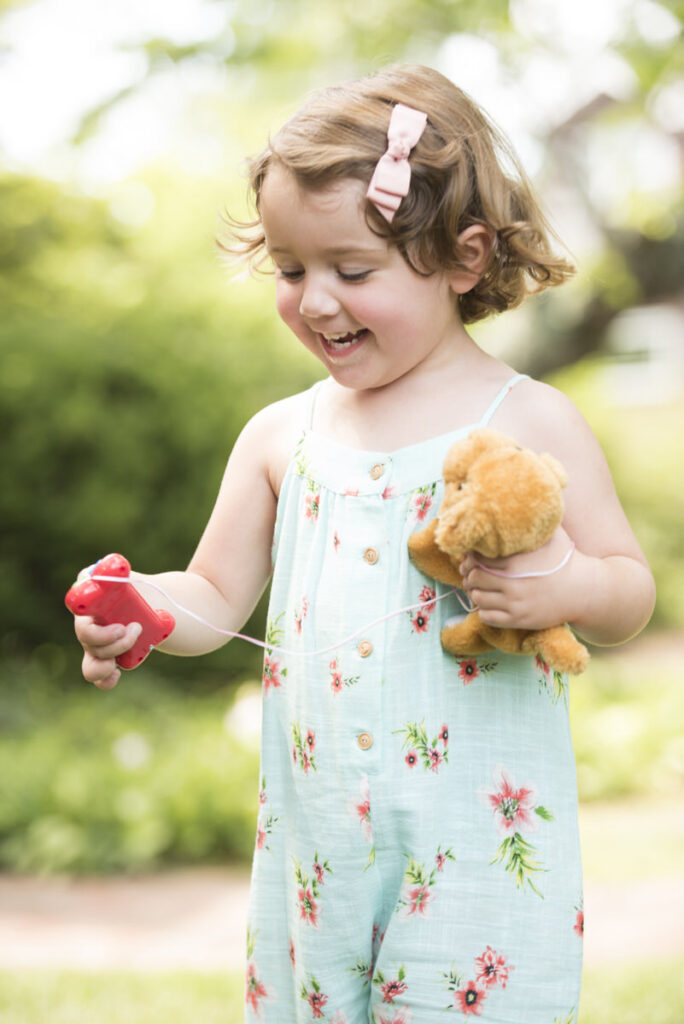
245, 375, 583, 1024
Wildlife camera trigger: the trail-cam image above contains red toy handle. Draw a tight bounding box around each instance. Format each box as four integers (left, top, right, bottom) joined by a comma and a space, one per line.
65, 554, 176, 670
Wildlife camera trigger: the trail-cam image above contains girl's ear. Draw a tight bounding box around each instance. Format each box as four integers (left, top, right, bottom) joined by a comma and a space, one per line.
449, 224, 495, 295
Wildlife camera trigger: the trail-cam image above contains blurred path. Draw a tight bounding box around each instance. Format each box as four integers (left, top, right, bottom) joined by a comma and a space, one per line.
1, 801, 683, 971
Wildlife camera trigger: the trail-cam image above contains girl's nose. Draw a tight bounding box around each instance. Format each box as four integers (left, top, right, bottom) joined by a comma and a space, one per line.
299, 275, 340, 320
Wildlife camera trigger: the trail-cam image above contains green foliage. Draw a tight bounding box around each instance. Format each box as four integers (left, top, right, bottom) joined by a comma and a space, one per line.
0, 970, 242, 1024
0, 659, 261, 874
0, 171, 317, 679
571, 647, 684, 803
550, 360, 684, 630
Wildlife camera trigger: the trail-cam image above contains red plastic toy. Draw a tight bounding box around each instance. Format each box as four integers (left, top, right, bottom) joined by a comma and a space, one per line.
65, 554, 176, 670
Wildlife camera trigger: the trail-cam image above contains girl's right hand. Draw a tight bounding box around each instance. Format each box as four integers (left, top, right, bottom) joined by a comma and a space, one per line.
75, 617, 143, 689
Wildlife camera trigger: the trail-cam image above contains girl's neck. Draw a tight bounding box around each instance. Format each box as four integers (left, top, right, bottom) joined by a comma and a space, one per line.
314, 344, 514, 452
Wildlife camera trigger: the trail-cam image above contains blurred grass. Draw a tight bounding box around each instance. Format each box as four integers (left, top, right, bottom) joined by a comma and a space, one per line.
1, 633, 683, 875
0, 961, 683, 1023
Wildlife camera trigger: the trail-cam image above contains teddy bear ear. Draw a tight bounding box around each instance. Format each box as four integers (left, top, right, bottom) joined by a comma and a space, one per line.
539, 452, 568, 489
443, 428, 506, 482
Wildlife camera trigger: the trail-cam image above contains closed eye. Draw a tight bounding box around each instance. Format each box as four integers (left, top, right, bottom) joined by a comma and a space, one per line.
338, 269, 371, 282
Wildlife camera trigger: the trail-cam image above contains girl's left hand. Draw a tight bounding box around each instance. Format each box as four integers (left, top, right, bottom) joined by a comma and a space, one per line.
459, 525, 583, 631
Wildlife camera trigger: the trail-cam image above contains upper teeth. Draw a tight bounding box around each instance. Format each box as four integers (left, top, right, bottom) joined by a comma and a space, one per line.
323, 332, 355, 340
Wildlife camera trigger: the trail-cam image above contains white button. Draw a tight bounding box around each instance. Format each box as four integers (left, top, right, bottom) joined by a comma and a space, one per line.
357, 732, 373, 750
370, 464, 384, 480
364, 547, 379, 565
357, 640, 373, 658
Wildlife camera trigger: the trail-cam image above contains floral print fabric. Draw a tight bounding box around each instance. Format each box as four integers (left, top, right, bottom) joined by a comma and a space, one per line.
246, 378, 583, 1023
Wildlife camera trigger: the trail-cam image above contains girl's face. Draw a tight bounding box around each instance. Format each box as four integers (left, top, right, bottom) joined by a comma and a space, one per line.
259, 164, 464, 392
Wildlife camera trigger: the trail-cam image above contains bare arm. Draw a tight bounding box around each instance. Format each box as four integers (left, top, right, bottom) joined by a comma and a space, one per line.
460, 381, 656, 647
76, 396, 303, 686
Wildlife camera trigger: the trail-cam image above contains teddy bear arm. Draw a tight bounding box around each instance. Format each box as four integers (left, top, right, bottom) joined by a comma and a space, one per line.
440, 613, 494, 656
408, 520, 464, 587
520, 626, 589, 675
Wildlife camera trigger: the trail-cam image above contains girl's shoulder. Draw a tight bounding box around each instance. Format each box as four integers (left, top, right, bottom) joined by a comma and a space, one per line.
241, 386, 316, 496
493, 377, 594, 453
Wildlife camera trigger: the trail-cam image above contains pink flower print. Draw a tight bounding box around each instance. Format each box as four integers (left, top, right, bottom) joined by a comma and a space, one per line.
305, 490, 321, 519
313, 860, 325, 885
329, 657, 359, 694
333, 530, 341, 552
410, 610, 430, 633
411, 484, 435, 521
535, 653, 551, 675
344, 487, 360, 496
245, 959, 272, 1018
439, 723, 449, 746
291, 722, 317, 773
289, 938, 296, 969
419, 585, 437, 613
479, 765, 554, 897
458, 659, 479, 684
380, 977, 408, 1004
307, 990, 328, 1019
262, 653, 284, 692
330, 659, 344, 693
300, 976, 329, 1019
428, 747, 443, 772
474, 947, 511, 989
405, 883, 433, 917
355, 774, 373, 843
454, 979, 487, 1016
375, 1007, 414, 1024
382, 485, 396, 500
574, 907, 584, 938
294, 596, 309, 634
256, 825, 266, 850
435, 851, 446, 872
396, 721, 449, 772
482, 766, 540, 837
298, 886, 319, 927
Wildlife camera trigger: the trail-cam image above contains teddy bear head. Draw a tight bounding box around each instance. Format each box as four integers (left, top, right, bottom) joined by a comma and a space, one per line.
434, 428, 568, 560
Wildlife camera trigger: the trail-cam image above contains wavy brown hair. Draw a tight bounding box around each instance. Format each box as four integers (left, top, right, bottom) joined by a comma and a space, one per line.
222, 64, 575, 324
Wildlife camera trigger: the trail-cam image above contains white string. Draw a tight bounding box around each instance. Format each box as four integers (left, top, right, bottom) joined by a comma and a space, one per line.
89, 575, 476, 658
470, 542, 575, 580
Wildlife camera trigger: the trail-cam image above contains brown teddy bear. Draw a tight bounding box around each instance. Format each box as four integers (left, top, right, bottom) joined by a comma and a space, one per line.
408, 428, 589, 675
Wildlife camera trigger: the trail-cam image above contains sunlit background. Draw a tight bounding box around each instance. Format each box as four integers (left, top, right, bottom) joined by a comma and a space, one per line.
1, 0, 682, 1021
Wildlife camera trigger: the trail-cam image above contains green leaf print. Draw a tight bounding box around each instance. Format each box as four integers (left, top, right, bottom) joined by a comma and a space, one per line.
552, 1011, 577, 1024
395, 720, 449, 773
291, 722, 317, 773
490, 832, 548, 898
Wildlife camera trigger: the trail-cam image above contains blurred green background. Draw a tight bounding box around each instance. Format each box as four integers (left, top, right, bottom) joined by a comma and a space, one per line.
0, 0, 682, 1019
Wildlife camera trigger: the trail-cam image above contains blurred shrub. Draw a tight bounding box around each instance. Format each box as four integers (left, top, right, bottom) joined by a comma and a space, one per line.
0, 657, 261, 874
0, 171, 317, 682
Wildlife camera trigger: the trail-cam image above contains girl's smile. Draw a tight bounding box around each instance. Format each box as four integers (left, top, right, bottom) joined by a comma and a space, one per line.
259, 164, 466, 391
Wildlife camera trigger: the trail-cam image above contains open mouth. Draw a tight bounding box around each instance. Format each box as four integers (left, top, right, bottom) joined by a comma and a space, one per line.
319, 329, 369, 353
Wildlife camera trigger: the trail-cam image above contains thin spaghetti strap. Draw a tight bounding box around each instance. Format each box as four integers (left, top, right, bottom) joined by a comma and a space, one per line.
478, 373, 530, 427
307, 379, 325, 430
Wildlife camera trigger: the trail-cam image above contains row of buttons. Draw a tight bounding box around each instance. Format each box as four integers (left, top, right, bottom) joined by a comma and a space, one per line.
359, 472, 383, 755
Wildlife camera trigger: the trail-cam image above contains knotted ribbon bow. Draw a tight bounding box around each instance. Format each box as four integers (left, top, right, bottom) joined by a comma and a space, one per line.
366, 103, 428, 223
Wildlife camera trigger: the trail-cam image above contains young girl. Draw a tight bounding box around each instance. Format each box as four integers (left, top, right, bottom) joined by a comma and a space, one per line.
75, 64, 655, 1023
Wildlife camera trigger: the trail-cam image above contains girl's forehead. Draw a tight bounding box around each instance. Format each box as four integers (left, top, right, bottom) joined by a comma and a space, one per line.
261, 164, 367, 215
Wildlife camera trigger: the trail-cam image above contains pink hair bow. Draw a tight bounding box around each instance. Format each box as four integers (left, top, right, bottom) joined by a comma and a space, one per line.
366, 103, 428, 223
